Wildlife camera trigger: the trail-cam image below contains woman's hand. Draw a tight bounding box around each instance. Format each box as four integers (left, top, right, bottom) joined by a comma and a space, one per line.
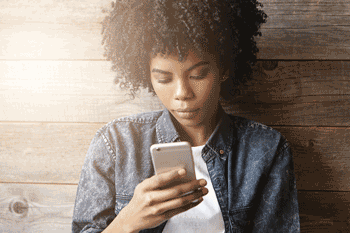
104, 168, 208, 233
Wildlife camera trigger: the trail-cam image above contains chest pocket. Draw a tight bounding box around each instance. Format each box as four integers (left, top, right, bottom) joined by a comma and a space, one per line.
229, 205, 254, 233
115, 194, 132, 215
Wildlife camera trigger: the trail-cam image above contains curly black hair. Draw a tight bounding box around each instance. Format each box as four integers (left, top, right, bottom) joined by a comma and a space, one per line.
101, 0, 267, 99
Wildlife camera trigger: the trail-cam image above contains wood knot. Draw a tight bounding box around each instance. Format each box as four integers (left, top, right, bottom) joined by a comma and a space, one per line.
261, 61, 279, 71
9, 197, 29, 218
308, 139, 316, 148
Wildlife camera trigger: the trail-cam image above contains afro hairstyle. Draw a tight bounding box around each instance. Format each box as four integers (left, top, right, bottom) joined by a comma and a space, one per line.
101, 0, 267, 99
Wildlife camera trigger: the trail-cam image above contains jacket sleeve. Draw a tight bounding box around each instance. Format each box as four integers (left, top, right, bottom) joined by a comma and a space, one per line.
253, 138, 300, 232
72, 131, 116, 233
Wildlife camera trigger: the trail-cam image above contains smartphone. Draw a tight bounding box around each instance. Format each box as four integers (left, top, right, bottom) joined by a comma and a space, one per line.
150, 141, 196, 183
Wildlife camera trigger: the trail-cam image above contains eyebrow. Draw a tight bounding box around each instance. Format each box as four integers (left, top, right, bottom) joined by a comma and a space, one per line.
187, 61, 210, 72
151, 61, 210, 74
151, 69, 172, 75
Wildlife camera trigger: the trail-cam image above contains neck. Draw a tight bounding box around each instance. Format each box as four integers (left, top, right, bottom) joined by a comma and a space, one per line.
172, 105, 223, 147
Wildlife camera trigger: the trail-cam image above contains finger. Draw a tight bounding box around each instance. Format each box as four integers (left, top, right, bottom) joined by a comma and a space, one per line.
150, 187, 208, 215
154, 178, 207, 203
141, 179, 207, 207
144, 168, 187, 190
138, 197, 204, 229
162, 196, 205, 219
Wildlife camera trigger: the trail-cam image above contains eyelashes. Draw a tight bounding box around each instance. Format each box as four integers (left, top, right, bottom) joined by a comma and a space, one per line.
190, 75, 206, 80
155, 75, 206, 84
157, 78, 172, 83
154, 68, 210, 84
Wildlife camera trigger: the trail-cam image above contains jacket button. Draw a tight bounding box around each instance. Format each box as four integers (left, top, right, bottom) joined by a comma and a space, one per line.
219, 150, 224, 155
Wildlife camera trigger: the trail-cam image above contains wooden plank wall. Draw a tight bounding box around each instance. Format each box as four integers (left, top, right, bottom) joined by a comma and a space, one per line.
1, 0, 349, 232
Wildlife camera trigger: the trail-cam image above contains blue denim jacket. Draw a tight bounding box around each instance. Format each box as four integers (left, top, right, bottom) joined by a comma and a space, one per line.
72, 107, 300, 233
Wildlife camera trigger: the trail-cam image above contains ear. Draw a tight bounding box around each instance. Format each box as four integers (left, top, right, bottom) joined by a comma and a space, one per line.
220, 69, 230, 84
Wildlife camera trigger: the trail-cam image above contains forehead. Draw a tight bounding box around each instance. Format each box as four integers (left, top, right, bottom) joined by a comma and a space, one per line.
150, 49, 217, 69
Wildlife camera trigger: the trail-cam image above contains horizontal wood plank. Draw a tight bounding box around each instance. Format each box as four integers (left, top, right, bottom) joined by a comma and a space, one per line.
0, 0, 110, 60
0, 183, 349, 232
1, 60, 350, 125
0, 61, 164, 122
224, 60, 350, 126
224, 96, 350, 126
1, 123, 350, 192
260, 0, 350, 59
233, 60, 350, 102
0, 0, 349, 60
274, 126, 350, 191
0, 23, 104, 61
0, 183, 77, 233
0, 122, 104, 184
298, 191, 350, 232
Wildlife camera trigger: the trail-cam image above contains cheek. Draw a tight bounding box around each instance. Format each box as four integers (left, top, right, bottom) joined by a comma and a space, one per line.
194, 81, 208, 94
151, 79, 162, 95
194, 78, 220, 102
152, 82, 173, 104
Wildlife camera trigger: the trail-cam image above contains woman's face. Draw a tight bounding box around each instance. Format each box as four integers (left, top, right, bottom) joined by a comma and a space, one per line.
150, 50, 224, 128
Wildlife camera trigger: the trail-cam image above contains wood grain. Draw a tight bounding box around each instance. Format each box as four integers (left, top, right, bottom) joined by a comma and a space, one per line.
298, 191, 350, 232
1, 60, 350, 125
253, 0, 350, 59
224, 95, 350, 126
274, 126, 350, 191
0, 183, 349, 233
1, 123, 350, 192
233, 60, 350, 102
0, 183, 77, 233
1, 0, 349, 60
1, 0, 349, 232
0, 122, 104, 184
0, 0, 110, 60
224, 60, 350, 126
0, 61, 163, 123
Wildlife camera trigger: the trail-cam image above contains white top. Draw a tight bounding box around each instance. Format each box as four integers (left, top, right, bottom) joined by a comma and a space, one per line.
162, 145, 225, 233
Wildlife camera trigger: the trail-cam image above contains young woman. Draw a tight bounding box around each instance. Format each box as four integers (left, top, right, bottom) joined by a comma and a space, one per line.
72, 0, 300, 232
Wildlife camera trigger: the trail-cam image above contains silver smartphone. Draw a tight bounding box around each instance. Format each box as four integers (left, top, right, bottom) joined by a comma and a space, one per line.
150, 141, 196, 183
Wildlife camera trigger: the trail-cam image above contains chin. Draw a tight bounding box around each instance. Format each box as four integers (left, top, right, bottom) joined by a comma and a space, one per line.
176, 117, 204, 127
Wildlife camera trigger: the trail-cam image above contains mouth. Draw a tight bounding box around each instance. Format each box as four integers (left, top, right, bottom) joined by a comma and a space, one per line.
173, 108, 200, 119
175, 108, 199, 112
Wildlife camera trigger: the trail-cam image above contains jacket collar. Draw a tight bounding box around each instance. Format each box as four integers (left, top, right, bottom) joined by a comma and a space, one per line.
156, 106, 234, 157
156, 108, 180, 143
204, 106, 234, 159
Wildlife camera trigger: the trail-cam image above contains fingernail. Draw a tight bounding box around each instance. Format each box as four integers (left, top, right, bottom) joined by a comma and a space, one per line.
203, 188, 209, 195
192, 197, 203, 203
178, 169, 186, 176
199, 179, 207, 186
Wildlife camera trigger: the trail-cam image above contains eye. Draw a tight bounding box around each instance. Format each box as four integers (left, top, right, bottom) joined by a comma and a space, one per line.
156, 77, 172, 84
189, 68, 209, 80
152, 74, 172, 84
190, 75, 205, 80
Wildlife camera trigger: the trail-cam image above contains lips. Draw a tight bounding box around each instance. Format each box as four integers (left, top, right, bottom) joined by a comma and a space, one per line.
175, 108, 199, 112
173, 108, 200, 119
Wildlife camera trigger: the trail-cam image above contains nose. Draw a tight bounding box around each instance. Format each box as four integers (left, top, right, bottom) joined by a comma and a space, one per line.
174, 78, 194, 100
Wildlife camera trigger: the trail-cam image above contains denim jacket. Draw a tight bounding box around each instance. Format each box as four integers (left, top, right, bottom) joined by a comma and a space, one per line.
72, 107, 300, 233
